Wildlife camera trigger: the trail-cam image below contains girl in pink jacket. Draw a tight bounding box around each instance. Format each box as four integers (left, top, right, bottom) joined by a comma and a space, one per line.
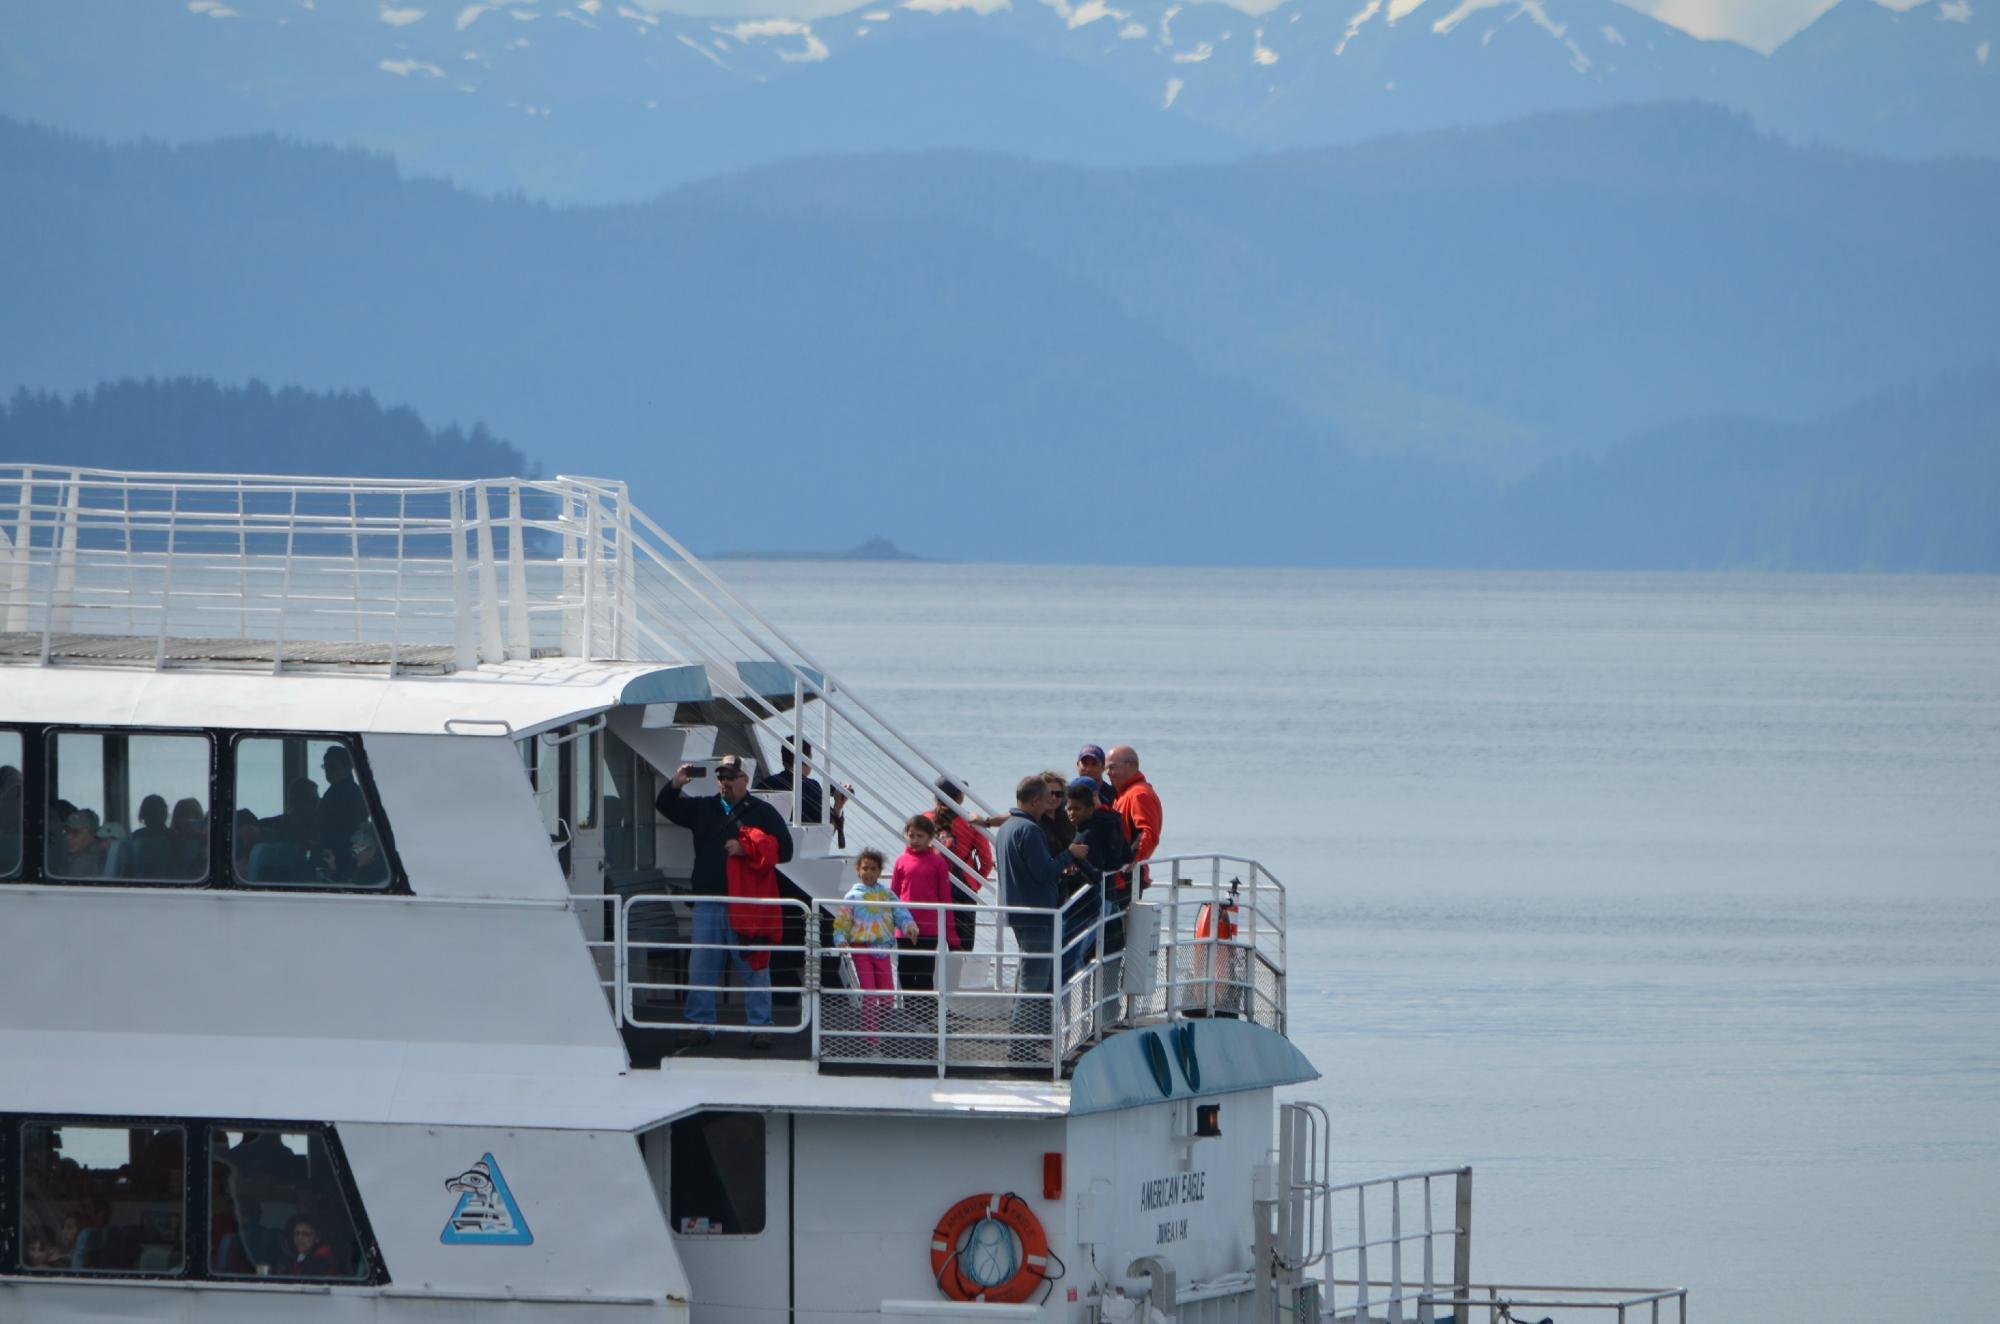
892, 814, 959, 997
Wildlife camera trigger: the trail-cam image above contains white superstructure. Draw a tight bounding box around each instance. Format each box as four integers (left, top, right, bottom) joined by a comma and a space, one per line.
0, 466, 1685, 1323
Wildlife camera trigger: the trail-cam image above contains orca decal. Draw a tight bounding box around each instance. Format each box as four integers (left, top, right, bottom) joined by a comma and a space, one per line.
440, 1153, 533, 1245
1172, 1021, 1201, 1092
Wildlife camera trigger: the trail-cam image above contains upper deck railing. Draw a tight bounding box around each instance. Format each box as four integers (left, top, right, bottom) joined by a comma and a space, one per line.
0, 464, 1006, 849
572, 854, 1288, 1078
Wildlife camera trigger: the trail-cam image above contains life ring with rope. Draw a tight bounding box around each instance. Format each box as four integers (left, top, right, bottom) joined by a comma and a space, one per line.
929, 1191, 1051, 1304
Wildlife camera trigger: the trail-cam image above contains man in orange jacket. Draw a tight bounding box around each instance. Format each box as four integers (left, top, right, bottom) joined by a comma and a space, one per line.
1106, 745, 1162, 891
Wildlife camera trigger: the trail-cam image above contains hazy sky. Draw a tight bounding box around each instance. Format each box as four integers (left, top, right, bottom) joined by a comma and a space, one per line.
634, 0, 1913, 52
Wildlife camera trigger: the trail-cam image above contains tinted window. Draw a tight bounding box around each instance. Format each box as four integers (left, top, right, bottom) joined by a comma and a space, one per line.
669, 1111, 765, 1236
0, 729, 20, 877
602, 730, 656, 876
48, 731, 211, 883
19, 1122, 185, 1273
209, 1128, 368, 1280
232, 736, 386, 888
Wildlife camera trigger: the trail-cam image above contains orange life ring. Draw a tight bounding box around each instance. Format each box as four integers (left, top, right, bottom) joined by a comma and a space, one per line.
929, 1191, 1050, 1304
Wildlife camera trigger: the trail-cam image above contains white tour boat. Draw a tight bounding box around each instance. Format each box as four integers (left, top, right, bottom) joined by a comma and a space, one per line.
0, 465, 1686, 1322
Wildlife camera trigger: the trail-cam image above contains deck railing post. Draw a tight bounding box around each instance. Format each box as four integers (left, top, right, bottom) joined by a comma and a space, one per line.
936, 918, 950, 1077
615, 484, 636, 659
272, 486, 300, 673
1389, 1179, 1405, 1324
348, 486, 363, 646
449, 487, 476, 671
2, 471, 31, 636
155, 482, 181, 669
1422, 1173, 1437, 1324
615, 893, 629, 1027
473, 483, 505, 664
46, 472, 81, 649
579, 493, 599, 661
505, 482, 531, 660
1453, 1167, 1473, 1324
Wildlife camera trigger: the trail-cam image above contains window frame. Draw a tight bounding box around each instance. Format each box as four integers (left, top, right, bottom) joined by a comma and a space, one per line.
224, 731, 405, 895
43, 726, 218, 887
13, 1118, 190, 1279
0, 725, 23, 882
667, 1109, 769, 1239
0, 1113, 388, 1287
0, 724, 408, 896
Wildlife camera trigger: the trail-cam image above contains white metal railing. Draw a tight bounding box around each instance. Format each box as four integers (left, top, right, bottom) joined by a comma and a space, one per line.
0, 465, 1002, 887
1125, 855, 1288, 1033
570, 854, 1291, 1078
1291, 1159, 1688, 1324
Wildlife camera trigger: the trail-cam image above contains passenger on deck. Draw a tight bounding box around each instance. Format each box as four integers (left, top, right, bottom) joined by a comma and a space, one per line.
756, 739, 821, 821
169, 797, 207, 879
893, 814, 958, 997
318, 745, 369, 879
119, 794, 176, 879
835, 848, 915, 1045
1038, 770, 1077, 854
1076, 744, 1116, 806
1107, 744, 1163, 893
931, 777, 993, 954
996, 776, 1088, 1059
656, 755, 794, 1050
57, 809, 109, 879
1060, 778, 1133, 982
756, 738, 848, 842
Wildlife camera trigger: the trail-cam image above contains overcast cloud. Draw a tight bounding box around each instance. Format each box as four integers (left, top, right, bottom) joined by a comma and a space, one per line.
631, 0, 1919, 53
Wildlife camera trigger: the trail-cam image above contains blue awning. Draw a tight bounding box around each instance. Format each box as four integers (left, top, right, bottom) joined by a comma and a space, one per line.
1068, 1019, 1319, 1115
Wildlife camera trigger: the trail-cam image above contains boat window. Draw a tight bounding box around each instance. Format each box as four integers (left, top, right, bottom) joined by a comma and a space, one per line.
669, 1110, 766, 1236
209, 1127, 369, 1281
18, 1122, 185, 1274
0, 729, 21, 878
231, 735, 388, 888
47, 730, 211, 883
602, 729, 657, 876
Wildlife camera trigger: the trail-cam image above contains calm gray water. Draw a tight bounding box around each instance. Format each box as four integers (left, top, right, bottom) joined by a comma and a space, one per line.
723, 564, 2000, 1321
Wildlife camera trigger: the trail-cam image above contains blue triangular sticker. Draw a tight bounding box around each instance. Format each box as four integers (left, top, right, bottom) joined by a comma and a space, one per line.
440, 1153, 534, 1245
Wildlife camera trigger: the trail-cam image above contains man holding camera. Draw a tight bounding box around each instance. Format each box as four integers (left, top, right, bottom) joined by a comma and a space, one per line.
656, 755, 795, 1048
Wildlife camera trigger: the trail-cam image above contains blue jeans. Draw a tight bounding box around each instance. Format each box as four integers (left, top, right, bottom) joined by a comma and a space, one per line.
685, 899, 772, 1028
1008, 915, 1055, 1046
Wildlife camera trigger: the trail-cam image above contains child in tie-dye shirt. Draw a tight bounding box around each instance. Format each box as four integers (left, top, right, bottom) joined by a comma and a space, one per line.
836, 848, 916, 1045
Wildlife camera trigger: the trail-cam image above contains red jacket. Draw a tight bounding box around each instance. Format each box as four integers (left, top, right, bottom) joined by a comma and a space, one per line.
1114, 773, 1164, 889
725, 826, 782, 969
941, 814, 994, 893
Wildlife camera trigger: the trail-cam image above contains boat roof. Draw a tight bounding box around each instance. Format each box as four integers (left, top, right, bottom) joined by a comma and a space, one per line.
0, 656, 796, 736
9, 1029, 1071, 1131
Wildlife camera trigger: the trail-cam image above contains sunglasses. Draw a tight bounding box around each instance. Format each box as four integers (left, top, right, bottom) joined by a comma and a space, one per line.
715, 770, 746, 781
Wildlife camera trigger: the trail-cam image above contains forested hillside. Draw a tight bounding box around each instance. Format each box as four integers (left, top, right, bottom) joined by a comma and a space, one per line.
0, 379, 530, 480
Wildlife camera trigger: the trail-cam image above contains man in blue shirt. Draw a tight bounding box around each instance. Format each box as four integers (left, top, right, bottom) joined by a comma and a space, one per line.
996, 774, 1088, 1061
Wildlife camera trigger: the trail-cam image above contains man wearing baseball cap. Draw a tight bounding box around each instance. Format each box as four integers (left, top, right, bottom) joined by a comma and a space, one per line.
656, 755, 795, 1049
1075, 745, 1115, 806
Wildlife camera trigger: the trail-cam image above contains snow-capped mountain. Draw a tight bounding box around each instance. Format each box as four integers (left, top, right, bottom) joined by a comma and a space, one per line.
0, 0, 1991, 201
